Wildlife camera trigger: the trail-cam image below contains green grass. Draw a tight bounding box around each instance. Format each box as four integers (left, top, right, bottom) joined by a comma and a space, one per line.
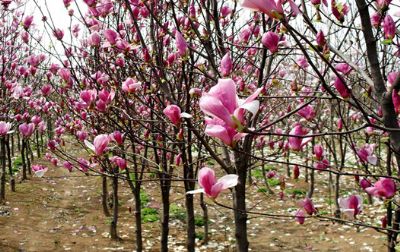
141, 207, 159, 223
170, 204, 186, 221
286, 188, 306, 196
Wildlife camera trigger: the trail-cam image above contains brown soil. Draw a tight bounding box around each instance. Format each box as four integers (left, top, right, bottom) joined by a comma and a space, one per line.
0, 159, 388, 252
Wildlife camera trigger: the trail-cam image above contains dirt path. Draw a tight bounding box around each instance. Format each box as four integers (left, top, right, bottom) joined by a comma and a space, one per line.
0, 162, 138, 252
0, 160, 389, 252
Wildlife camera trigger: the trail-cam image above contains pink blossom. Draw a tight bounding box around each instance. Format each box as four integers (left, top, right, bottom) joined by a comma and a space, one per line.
313, 144, 324, 160
331, 0, 349, 23
297, 104, 316, 120
295, 209, 305, 224
383, 15, 395, 40
19, 123, 35, 138
53, 28, 64, 40
365, 178, 396, 199
288, 123, 312, 151
63, 161, 73, 172
122, 78, 141, 93
110, 156, 127, 170
296, 57, 309, 69
23, 15, 34, 29
163, 105, 191, 126
299, 197, 317, 215
187, 167, 238, 199
335, 63, 352, 75
371, 12, 381, 28
200, 78, 262, 129
85, 134, 110, 156
103, 29, 119, 45
0, 122, 13, 136
220, 52, 233, 76
111, 131, 124, 145
262, 31, 280, 54
338, 195, 363, 219
175, 31, 188, 57
240, 0, 284, 20
357, 143, 377, 165
31, 164, 48, 177
314, 158, 329, 171
333, 76, 351, 99
316, 30, 326, 47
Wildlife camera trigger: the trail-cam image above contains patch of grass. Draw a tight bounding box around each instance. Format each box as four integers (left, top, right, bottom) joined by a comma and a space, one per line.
268, 178, 280, 187
286, 188, 306, 196
257, 187, 268, 193
141, 207, 159, 223
195, 232, 204, 240
140, 190, 150, 207
319, 210, 329, 215
170, 204, 186, 221
325, 198, 334, 205
12, 155, 23, 172
194, 215, 206, 227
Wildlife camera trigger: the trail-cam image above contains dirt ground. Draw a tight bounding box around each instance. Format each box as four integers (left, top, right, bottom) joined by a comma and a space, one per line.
0, 158, 389, 252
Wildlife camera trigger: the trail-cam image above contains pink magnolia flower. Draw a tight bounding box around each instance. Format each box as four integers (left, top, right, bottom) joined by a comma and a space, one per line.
88, 32, 101, 46
288, 123, 312, 151
53, 28, 64, 40
187, 167, 238, 199
63, 161, 73, 172
376, 0, 392, 10
299, 197, 317, 215
220, 52, 233, 76
23, 15, 34, 29
122, 78, 141, 93
333, 76, 351, 99
366, 178, 396, 199
199, 78, 262, 129
338, 195, 362, 219
371, 12, 381, 28
175, 31, 188, 57
19, 123, 35, 138
392, 90, 400, 114
262, 31, 280, 53
296, 57, 309, 69
240, 0, 284, 20
85, 134, 110, 156
357, 143, 377, 165
0, 122, 13, 136
335, 63, 352, 75
110, 156, 127, 170
314, 158, 329, 171
383, 15, 395, 40
331, 0, 349, 23
163, 105, 191, 126
31, 164, 48, 177
111, 131, 124, 145
313, 144, 324, 160
103, 29, 119, 45
297, 104, 316, 120
316, 30, 326, 47
199, 79, 262, 146
311, 0, 328, 6
295, 209, 305, 224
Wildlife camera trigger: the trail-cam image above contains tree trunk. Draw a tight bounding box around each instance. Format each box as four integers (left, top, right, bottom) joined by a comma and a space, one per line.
21, 139, 27, 180
110, 172, 119, 240
0, 137, 6, 203
6, 136, 14, 191
102, 175, 111, 217
234, 151, 249, 252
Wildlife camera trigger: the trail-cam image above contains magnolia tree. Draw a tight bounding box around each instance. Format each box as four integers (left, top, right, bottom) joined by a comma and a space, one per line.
0, 0, 55, 205
2, 0, 397, 251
